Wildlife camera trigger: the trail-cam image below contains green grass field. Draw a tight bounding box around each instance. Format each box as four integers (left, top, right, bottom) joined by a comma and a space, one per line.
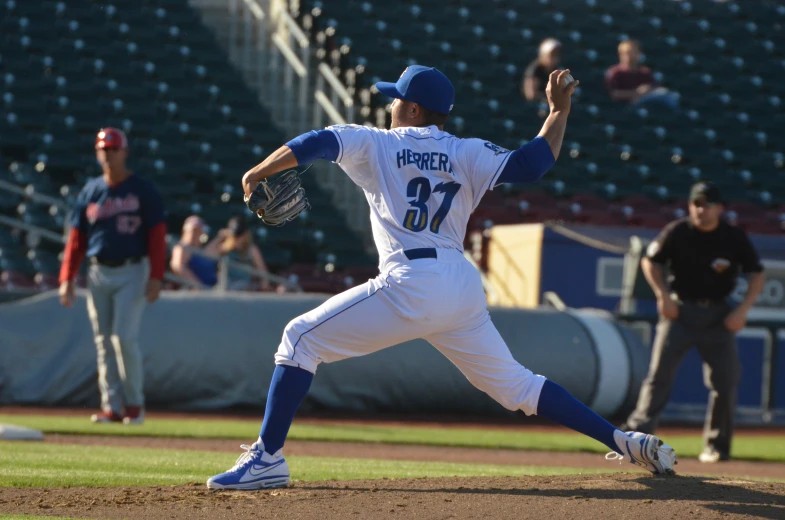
0, 442, 602, 488
1, 414, 784, 462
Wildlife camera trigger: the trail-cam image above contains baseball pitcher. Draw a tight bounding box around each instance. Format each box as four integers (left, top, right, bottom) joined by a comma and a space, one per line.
59, 127, 167, 425
207, 67, 677, 490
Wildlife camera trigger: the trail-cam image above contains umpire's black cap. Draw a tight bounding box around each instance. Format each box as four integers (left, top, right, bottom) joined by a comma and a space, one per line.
689, 182, 723, 204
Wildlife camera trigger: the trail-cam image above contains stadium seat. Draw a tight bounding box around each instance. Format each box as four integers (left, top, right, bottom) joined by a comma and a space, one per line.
3, 0, 784, 296
302, 0, 784, 228
0, 0, 376, 294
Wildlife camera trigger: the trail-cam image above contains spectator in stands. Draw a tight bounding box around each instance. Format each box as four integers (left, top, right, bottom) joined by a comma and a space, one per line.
605, 40, 679, 111
169, 215, 222, 289
220, 216, 271, 291
522, 38, 562, 102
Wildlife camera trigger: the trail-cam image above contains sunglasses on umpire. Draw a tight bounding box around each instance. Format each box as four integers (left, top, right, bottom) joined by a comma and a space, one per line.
691, 199, 718, 208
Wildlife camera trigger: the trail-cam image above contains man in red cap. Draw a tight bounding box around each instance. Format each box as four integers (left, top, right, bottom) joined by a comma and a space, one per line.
59, 127, 167, 425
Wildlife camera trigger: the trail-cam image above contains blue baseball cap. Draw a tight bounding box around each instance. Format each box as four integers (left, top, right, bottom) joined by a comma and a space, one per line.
375, 65, 455, 115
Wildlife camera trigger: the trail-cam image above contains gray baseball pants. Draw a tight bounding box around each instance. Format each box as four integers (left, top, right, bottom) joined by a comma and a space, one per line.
86, 260, 149, 413
624, 301, 740, 456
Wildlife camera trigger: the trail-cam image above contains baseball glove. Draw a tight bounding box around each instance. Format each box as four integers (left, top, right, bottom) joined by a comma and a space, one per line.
244, 169, 310, 226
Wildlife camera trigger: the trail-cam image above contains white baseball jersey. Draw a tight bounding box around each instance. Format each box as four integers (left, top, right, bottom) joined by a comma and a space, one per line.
274, 123, 547, 419
327, 124, 512, 265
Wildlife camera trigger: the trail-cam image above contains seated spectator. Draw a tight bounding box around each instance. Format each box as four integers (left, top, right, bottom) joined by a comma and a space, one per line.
606, 40, 679, 111
170, 216, 222, 288
221, 216, 271, 291
522, 38, 562, 102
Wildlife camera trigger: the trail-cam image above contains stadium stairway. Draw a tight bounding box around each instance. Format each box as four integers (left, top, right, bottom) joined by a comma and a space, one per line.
0, 0, 375, 293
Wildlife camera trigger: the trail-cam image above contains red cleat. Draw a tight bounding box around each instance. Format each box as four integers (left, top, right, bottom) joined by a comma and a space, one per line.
123, 406, 145, 425
90, 410, 123, 423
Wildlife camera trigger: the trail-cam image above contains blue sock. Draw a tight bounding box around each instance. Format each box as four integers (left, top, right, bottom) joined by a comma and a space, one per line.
259, 365, 313, 455
536, 379, 620, 452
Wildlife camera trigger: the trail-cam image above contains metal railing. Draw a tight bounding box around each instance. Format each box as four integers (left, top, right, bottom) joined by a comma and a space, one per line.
0, 215, 202, 290
0, 180, 68, 210
0, 214, 300, 293
0, 180, 300, 292
0, 215, 65, 244
542, 291, 568, 311
189, 0, 372, 251
177, 244, 301, 292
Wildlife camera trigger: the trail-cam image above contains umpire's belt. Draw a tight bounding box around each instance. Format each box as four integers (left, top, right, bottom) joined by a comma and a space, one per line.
91, 256, 144, 268
403, 248, 437, 261
674, 295, 726, 308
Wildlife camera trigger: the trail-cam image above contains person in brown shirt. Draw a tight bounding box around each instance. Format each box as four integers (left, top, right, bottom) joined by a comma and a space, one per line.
606, 40, 679, 110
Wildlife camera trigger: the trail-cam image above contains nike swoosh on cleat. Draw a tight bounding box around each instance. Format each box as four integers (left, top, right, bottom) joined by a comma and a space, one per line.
625, 439, 647, 468
642, 435, 655, 463
649, 437, 658, 461
247, 460, 285, 478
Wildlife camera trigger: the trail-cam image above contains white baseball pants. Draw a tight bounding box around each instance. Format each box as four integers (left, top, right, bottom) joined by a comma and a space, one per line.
275, 248, 546, 415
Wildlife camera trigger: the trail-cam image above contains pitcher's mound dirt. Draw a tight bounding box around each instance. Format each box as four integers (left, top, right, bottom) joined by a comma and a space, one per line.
2, 474, 784, 520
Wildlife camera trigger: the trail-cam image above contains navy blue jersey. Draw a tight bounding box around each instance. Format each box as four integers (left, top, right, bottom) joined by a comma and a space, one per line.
71, 174, 166, 261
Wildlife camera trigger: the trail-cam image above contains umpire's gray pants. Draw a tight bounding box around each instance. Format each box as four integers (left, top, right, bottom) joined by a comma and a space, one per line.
87, 260, 148, 413
625, 301, 740, 456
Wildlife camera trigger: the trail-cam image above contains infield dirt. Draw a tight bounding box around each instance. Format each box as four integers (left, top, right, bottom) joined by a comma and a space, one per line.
3, 409, 785, 519
2, 473, 784, 519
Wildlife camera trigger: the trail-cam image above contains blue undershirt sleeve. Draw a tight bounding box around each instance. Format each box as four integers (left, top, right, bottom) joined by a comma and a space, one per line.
496, 136, 556, 184
285, 129, 340, 165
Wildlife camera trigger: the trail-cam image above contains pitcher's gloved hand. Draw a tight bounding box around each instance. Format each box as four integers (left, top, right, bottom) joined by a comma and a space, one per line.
244, 169, 310, 226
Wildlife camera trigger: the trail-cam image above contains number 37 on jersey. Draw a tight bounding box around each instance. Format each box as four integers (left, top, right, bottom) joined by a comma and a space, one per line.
402, 177, 461, 234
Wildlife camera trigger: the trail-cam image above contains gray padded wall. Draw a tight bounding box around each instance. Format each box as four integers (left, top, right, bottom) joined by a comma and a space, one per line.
0, 291, 646, 417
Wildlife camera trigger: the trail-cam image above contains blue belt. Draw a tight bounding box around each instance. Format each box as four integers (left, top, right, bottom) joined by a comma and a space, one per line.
403, 248, 437, 260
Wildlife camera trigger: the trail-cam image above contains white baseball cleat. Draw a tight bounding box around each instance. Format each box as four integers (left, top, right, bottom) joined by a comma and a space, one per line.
698, 447, 729, 463
606, 430, 677, 475
207, 440, 290, 490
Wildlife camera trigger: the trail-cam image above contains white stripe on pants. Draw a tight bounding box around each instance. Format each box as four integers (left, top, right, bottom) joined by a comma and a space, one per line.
275, 249, 545, 415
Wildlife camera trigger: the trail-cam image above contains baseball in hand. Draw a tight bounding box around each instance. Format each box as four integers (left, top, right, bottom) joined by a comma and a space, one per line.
561, 73, 576, 87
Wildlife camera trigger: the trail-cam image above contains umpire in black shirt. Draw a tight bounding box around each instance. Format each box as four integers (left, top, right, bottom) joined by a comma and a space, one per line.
622, 182, 765, 463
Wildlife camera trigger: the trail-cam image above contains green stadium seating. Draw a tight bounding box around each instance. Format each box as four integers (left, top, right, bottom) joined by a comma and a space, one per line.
302, 0, 785, 233
0, 0, 375, 292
